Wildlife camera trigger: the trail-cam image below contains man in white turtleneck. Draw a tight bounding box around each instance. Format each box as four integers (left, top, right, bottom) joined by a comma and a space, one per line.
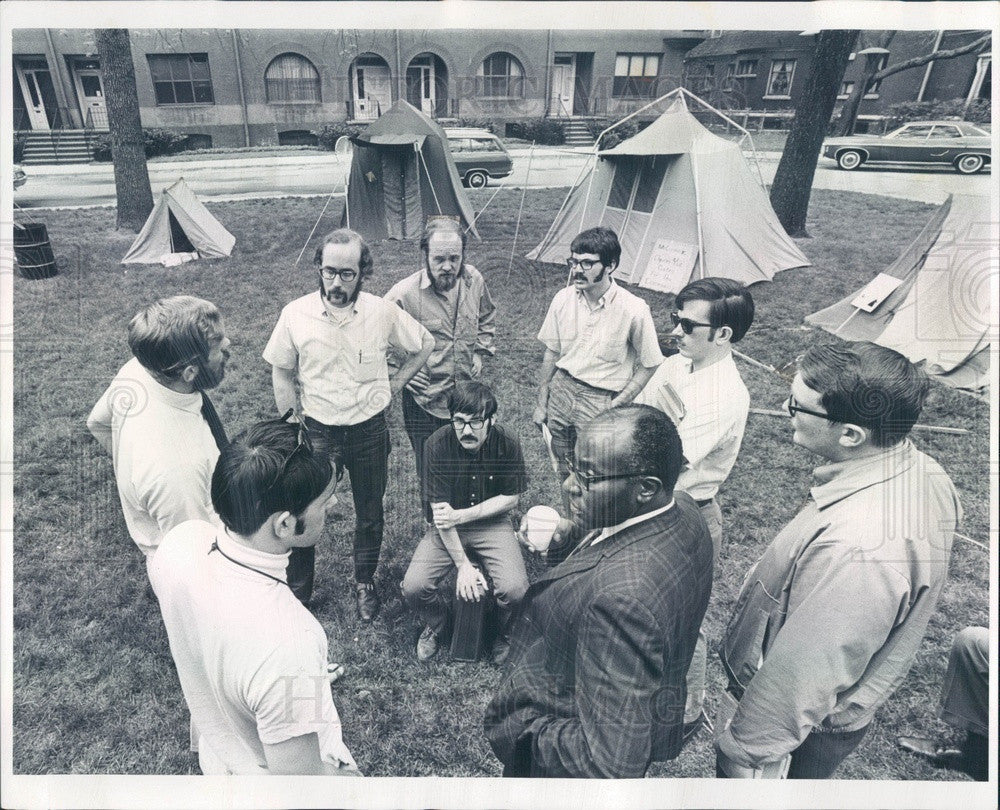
149, 415, 359, 776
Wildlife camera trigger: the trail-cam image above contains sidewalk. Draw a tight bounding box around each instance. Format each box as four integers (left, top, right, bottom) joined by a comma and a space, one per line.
21, 144, 783, 177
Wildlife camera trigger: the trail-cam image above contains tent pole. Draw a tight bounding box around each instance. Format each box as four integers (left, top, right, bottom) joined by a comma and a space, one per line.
691, 149, 706, 279
680, 86, 766, 187
418, 144, 443, 214
343, 162, 351, 228
507, 143, 536, 279
296, 188, 342, 267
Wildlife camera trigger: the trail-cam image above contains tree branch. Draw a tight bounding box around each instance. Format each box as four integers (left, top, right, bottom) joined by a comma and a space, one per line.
873, 33, 991, 82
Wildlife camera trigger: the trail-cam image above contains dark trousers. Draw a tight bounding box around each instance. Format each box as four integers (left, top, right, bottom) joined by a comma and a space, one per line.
401, 389, 449, 514
786, 723, 870, 779
286, 410, 390, 604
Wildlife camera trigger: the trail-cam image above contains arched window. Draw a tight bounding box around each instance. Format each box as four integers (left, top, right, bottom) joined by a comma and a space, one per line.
477, 52, 524, 98
265, 53, 320, 103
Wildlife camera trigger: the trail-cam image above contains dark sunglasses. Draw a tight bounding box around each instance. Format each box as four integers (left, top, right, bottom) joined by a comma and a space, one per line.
565, 456, 657, 492
320, 266, 358, 281
670, 311, 714, 335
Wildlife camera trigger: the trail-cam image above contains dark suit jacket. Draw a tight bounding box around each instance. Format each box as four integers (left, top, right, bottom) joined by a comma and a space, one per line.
484, 492, 713, 778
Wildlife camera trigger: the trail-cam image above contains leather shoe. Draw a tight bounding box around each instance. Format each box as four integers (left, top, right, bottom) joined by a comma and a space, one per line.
682, 709, 714, 746
416, 626, 439, 661
355, 582, 379, 622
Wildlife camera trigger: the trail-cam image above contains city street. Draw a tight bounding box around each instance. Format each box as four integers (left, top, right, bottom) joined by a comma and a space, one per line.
13, 146, 992, 209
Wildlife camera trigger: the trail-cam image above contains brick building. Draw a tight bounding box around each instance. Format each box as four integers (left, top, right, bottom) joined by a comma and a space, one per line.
12, 28, 705, 149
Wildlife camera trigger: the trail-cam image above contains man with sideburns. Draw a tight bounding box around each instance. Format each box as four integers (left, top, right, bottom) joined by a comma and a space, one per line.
263, 228, 433, 617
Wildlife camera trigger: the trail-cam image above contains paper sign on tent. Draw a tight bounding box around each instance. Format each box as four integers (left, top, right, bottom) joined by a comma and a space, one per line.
850, 272, 904, 312
637, 239, 699, 294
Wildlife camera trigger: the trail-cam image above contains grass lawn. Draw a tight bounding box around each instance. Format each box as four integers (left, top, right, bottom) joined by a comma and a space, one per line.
11, 186, 989, 778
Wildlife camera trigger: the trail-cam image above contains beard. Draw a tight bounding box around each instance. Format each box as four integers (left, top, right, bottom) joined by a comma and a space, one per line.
427, 266, 460, 293
193, 354, 227, 390
320, 274, 362, 306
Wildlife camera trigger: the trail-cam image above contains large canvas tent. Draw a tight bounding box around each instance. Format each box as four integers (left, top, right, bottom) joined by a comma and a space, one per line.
121, 178, 235, 264
342, 100, 479, 240
527, 94, 809, 293
806, 193, 992, 394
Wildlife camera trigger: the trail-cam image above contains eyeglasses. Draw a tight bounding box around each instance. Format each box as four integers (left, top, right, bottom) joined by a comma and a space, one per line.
319, 266, 359, 282
785, 395, 839, 422
670, 311, 714, 334
565, 257, 602, 272
452, 417, 486, 431
565, 456, 655, 491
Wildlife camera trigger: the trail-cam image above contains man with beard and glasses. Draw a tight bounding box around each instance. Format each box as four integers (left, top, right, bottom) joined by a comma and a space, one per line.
401, 382, 527, 664
533, 226, 662, 507
485, 405, 712, 777
264, 228, 433, 617
88, 295, 232, 575
385, 217, 496, 503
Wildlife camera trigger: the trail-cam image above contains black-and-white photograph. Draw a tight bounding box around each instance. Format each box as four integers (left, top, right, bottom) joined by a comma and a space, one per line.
2, 2, 996, 808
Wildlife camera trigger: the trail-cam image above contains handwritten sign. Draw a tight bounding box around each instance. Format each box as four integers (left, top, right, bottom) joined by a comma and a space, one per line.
637, 239, 699, 294
850, 272, 904, 312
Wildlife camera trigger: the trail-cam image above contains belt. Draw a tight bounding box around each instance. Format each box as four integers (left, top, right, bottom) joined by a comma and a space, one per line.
556, 367, 621, 396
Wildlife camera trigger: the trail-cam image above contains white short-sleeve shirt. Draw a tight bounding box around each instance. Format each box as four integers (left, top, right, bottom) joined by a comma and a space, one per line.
263, 290, 429, 425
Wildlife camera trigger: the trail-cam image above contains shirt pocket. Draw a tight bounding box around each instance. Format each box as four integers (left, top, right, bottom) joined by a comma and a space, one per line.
356, 348, 384, 382
595, 338, 628, 364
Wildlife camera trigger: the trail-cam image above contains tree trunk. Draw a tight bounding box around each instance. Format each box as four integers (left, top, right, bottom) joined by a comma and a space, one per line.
770, 30, 859, 237
95, 29, 153, 232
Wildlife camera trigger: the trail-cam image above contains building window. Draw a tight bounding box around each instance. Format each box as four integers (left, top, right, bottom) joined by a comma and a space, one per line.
765, 59, 795, 97
148, 53, 214, 105
614, 53, 661, 97
265, 53, 321, 103
734, 59, 758, 77
477, 52, 523, 98
864, 53, 889, 97
838, 81, 855, 99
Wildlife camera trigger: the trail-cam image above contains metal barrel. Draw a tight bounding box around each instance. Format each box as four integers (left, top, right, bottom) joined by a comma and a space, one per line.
13, 222, 59, 280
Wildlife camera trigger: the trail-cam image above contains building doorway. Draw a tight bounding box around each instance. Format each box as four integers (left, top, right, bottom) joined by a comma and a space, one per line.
15, 57, 59, 130
350, 54, 392, 120
549, 53, 576, 117
406, 53, 448, 118
72, 59, 107, 129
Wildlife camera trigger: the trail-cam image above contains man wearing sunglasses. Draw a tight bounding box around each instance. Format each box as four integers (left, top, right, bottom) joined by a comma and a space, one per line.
264, 228, 434, 618
385, 217, 497, 498
635, 277, 754, 739
534, 227, 662, 505
716, 342, 960, 779
150, 417, 360, 775
486, 405, 713, 777
87, 295, 231, 572
401, 382, 528, 664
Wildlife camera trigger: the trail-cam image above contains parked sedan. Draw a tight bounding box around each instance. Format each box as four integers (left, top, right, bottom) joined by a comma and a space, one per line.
445, 128, 514, 188
822, 121, 990, 174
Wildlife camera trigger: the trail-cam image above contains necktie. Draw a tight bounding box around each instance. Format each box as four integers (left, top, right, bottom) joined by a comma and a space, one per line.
200, 391, 229, 450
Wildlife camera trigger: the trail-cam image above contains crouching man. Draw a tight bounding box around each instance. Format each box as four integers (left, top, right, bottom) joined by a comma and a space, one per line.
150, 414, 360, 775
401, 382, 529, 664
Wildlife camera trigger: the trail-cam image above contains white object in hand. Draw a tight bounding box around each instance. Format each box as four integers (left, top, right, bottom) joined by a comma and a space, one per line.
524, 505, 561, 552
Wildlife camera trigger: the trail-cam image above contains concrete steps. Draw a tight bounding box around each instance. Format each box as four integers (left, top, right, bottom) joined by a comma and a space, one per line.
562, 118, 595, 147
20, 130, 105, 165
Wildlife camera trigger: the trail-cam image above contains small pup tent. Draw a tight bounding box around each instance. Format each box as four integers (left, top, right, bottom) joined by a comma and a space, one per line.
121, 178, 235, 264
343, 99, 479, 240
806, 193, 992, 394
527, 91, 809, 293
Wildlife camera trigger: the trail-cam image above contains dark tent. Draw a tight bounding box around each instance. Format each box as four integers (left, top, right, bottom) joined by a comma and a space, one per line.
342, 100, 479, 240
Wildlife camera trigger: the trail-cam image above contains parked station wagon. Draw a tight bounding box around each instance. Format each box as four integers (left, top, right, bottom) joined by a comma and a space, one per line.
445, 128, 514, 188
822, 120, 990, 174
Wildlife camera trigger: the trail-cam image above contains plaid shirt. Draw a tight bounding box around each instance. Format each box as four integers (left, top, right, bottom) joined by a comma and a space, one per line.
485, 493, 713, 778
